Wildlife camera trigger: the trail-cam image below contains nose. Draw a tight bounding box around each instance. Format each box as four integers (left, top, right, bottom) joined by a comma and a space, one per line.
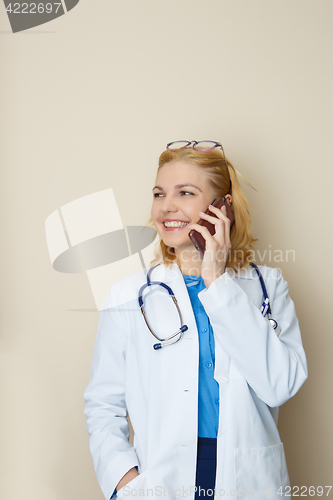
161, 195, 178, 213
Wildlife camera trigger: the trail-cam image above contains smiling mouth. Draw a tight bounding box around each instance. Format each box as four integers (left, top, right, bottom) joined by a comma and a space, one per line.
163, 221, 190, 228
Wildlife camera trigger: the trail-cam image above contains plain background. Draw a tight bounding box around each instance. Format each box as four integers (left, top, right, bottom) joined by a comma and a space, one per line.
1, 1, 332, 499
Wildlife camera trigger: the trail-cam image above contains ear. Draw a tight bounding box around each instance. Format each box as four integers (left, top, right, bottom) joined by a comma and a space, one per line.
224, 194, 232, 206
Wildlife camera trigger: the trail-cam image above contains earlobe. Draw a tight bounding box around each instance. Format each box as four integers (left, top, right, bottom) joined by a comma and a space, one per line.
225, 194, 232, 206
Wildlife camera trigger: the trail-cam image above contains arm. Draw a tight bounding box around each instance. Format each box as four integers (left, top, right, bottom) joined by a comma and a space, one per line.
83, 288, 139, 500
198, 269, 308, 407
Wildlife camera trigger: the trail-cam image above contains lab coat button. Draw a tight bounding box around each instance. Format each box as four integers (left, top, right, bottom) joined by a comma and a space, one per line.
202, 328, 207, 332
221, 376, 229, 383
206, 363, 212, 369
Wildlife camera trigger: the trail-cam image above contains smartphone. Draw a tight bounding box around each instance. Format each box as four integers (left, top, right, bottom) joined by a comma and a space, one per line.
188, 197, 235, 259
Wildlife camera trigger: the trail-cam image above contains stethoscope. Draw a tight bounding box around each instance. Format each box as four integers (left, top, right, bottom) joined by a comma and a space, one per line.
138, 263, 281, 350
138, 264, 189, 350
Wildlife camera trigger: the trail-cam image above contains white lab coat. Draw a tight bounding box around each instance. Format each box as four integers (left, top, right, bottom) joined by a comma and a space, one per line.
83, 262, 308, 500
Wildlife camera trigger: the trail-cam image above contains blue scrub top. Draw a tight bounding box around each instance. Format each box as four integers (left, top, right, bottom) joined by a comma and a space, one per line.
182, 274, 220, 438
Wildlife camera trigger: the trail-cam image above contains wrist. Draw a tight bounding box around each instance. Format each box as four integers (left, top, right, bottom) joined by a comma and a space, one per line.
116, 468, 139, 491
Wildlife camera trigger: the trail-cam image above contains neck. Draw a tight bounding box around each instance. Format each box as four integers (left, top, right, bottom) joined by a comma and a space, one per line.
174, 246, 202, 277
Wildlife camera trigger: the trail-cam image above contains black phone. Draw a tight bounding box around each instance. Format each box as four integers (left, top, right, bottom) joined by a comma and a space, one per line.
188, 197, 235, 259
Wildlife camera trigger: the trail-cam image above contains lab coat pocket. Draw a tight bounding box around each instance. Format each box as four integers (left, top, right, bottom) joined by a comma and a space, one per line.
117, 471, 148, 499
234, 443, 290, 500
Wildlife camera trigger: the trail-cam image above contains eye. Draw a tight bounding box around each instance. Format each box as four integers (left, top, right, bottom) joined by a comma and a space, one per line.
153, 191, 194, 198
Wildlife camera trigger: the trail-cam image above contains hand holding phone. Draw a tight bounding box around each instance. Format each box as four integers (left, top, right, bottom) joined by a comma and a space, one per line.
188, 197, 235, 259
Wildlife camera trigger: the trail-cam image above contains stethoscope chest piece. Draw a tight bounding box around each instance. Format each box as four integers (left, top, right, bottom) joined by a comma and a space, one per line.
269, 318, 282, 336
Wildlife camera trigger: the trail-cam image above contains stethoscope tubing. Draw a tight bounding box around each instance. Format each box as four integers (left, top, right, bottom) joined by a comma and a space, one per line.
138, 264, 189, 349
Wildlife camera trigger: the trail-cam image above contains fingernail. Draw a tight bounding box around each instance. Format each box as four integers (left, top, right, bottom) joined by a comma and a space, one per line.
199, 211, 205, 215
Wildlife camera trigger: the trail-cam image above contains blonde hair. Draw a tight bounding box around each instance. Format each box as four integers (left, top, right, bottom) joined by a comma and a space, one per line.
146, 146, 257, 271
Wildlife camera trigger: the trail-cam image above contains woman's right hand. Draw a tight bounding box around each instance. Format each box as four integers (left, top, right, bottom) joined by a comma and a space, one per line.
116, 469, 148, 499
116, 467, 139, 493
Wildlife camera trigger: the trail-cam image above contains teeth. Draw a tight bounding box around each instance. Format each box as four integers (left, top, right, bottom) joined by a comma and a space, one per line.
164, 221, 189, 228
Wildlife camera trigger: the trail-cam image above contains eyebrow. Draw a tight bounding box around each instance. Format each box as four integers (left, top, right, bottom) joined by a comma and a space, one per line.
152, 183, 202, 192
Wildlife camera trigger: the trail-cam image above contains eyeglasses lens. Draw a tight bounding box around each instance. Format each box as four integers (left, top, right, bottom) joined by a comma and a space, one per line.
166, 141, 191, 150
193, 141, 220, 151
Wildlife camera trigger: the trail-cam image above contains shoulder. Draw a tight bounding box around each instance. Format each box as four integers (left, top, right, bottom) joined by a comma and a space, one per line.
230, 264, 283, 282
231, 264, 288, 300
100, 267, 148, 311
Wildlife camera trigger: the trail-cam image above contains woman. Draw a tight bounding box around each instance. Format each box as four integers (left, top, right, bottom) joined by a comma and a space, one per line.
84, 141, 308, 500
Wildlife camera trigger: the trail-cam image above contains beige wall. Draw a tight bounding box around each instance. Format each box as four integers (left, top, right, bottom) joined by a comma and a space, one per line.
1, 1, 332, 499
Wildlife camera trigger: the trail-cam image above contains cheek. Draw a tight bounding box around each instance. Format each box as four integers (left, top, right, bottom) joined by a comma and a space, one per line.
192, 200, 207, 215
